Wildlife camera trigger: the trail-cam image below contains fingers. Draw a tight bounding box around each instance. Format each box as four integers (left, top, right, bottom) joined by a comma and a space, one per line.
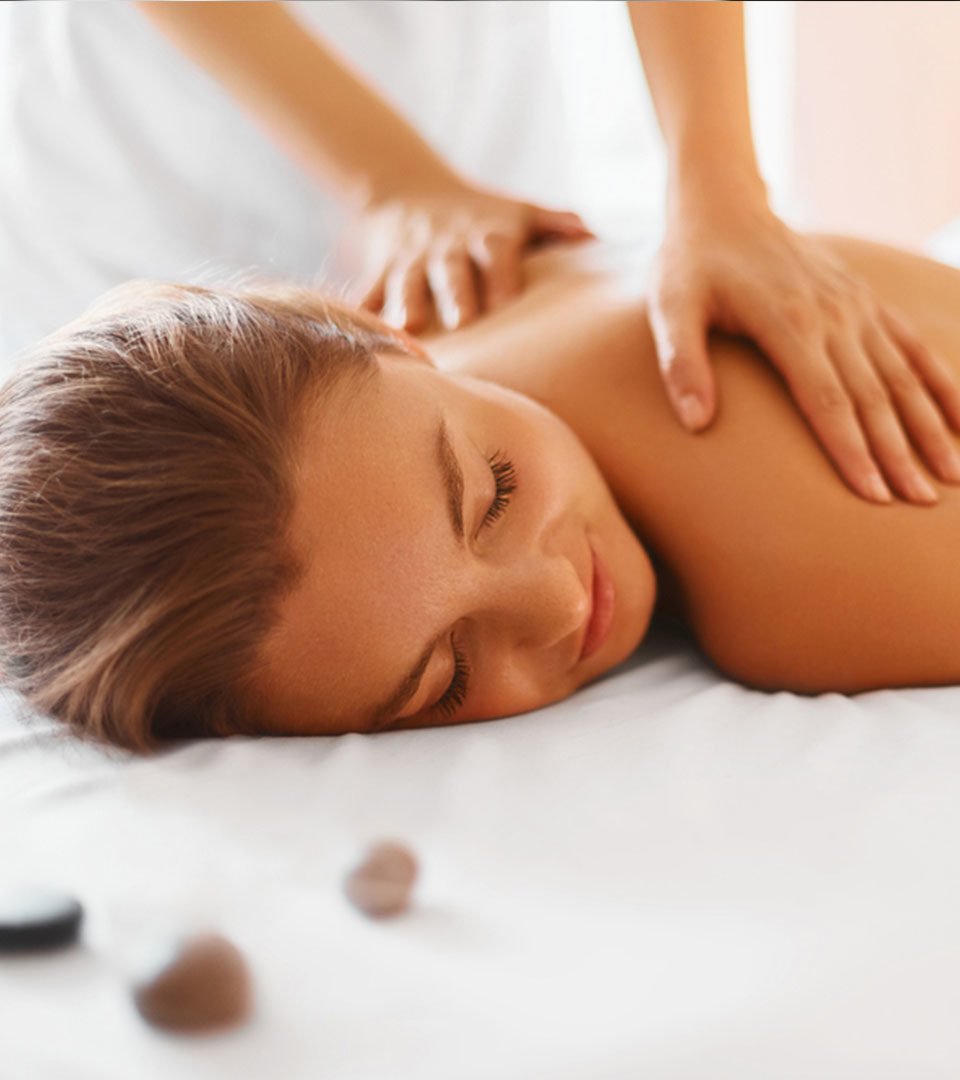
745, 294, 901, 504
530, 206, 595, 243
861, 319, 960, 487
382, 256, 432, 333
360, 194, 591, 330
826, 333, 933, 503
376, 242, 503, 331
789, 368, 886, 502
756, 309, 960, 506
426, 243, 479, 330
374, 231, 527, 331
881, 305, 960, 433
427, 231, 527, 327
647, 287, 717, 431
645, 219, 960, 505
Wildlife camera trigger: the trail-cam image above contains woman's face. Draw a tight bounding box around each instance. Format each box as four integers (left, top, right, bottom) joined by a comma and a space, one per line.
252, 350, 656, 735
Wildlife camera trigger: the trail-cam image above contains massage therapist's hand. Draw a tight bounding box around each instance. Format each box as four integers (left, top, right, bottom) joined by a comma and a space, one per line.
646, 183, 960, 506
354, 175, 593, 333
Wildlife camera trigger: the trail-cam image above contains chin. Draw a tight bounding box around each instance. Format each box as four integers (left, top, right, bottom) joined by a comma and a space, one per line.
613, 535, 658, 666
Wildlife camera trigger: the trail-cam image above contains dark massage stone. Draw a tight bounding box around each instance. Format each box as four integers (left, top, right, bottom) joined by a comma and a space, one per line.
0, 886, 84, 952
131, 932, 253, 1032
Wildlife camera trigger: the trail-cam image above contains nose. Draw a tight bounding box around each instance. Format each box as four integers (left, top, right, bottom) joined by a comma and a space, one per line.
477, 543, 590, 651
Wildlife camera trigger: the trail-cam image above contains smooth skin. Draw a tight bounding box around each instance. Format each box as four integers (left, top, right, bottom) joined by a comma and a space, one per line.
433, 236, 960, 692
251, 235, 960, 737
252, 343, 657, 736
134, 1, 956, 507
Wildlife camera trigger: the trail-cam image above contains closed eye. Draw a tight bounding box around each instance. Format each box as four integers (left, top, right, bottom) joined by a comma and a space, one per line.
432, 634, 470, 719
482, 451, 517, 528
432, 451, 518, 720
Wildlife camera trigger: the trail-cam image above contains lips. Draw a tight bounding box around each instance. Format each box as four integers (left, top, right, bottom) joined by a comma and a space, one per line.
579, 544, 616, 662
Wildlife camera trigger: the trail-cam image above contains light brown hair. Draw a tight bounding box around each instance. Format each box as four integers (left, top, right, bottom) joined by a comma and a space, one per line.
0, 280, 406, 753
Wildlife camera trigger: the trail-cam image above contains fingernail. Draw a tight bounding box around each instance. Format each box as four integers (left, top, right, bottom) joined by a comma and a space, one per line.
441, 304, 461, 330
909, 473, 939, 504
677, 393, 708, 430
865, 473, 893, 503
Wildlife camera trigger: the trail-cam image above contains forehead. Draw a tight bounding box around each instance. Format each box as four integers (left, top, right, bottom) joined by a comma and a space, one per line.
253, 359, 452, 732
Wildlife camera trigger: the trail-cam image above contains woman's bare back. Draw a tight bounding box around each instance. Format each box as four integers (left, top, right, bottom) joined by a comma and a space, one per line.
425, 236, 960, 693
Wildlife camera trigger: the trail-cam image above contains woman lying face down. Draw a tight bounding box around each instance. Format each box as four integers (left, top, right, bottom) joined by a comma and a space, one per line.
5, 234, 960, 752
0, 279, 653, 751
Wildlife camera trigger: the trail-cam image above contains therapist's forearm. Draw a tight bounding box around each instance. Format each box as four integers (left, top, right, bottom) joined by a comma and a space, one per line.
134, 1, 458, 208
627, 1, 767, 206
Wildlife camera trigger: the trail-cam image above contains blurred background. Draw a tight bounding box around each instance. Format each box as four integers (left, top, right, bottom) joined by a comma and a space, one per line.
553, 0, 960, 253
2, 0, 960, 369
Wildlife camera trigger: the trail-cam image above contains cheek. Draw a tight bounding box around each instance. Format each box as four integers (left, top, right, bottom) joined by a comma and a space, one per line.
457, 656, 571, 724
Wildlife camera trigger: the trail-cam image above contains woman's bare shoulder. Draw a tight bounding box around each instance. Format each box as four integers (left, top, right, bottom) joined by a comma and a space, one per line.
688, 235, 960, 694
425, 232, 960, 693
420, 238, 653, 345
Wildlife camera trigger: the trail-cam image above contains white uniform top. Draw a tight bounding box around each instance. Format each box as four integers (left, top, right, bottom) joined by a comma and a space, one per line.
0, 1, 572, 366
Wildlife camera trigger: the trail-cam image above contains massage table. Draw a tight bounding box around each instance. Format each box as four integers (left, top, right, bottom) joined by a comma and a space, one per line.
4, 617, 960, 1078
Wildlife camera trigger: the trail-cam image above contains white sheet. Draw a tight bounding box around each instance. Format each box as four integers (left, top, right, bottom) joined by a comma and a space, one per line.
4, 620, 960, 1080
4, 3, 959, 1073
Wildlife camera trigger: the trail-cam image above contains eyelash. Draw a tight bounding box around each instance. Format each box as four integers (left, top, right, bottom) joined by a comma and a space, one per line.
434, 635, 470, 719
434, 450, 518, 718
482, 450, 517, 528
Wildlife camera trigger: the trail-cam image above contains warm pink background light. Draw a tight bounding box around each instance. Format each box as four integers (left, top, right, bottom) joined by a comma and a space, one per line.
792, 0, 960, 250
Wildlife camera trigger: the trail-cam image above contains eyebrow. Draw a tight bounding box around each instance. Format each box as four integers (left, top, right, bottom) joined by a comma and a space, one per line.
365, 416, 465, 732
436, 415, 465, 546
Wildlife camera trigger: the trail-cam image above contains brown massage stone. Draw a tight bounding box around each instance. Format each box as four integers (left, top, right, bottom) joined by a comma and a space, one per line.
131, 931, 252, 1032
343, 840, 419, 918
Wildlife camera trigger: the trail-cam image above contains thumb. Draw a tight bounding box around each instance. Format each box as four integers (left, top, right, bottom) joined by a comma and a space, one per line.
648, 298, 717, 432
529, 206, 596, 241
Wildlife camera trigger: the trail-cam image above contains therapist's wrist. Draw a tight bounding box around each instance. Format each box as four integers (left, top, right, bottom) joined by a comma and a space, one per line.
354, 151, 469, 214
667, 157, 769, 221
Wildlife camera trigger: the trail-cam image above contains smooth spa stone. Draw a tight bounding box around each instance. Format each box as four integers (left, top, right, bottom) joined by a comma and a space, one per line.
131, 932, 252, 1032
343, 840, 419, 918
0, 886, 83, 952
